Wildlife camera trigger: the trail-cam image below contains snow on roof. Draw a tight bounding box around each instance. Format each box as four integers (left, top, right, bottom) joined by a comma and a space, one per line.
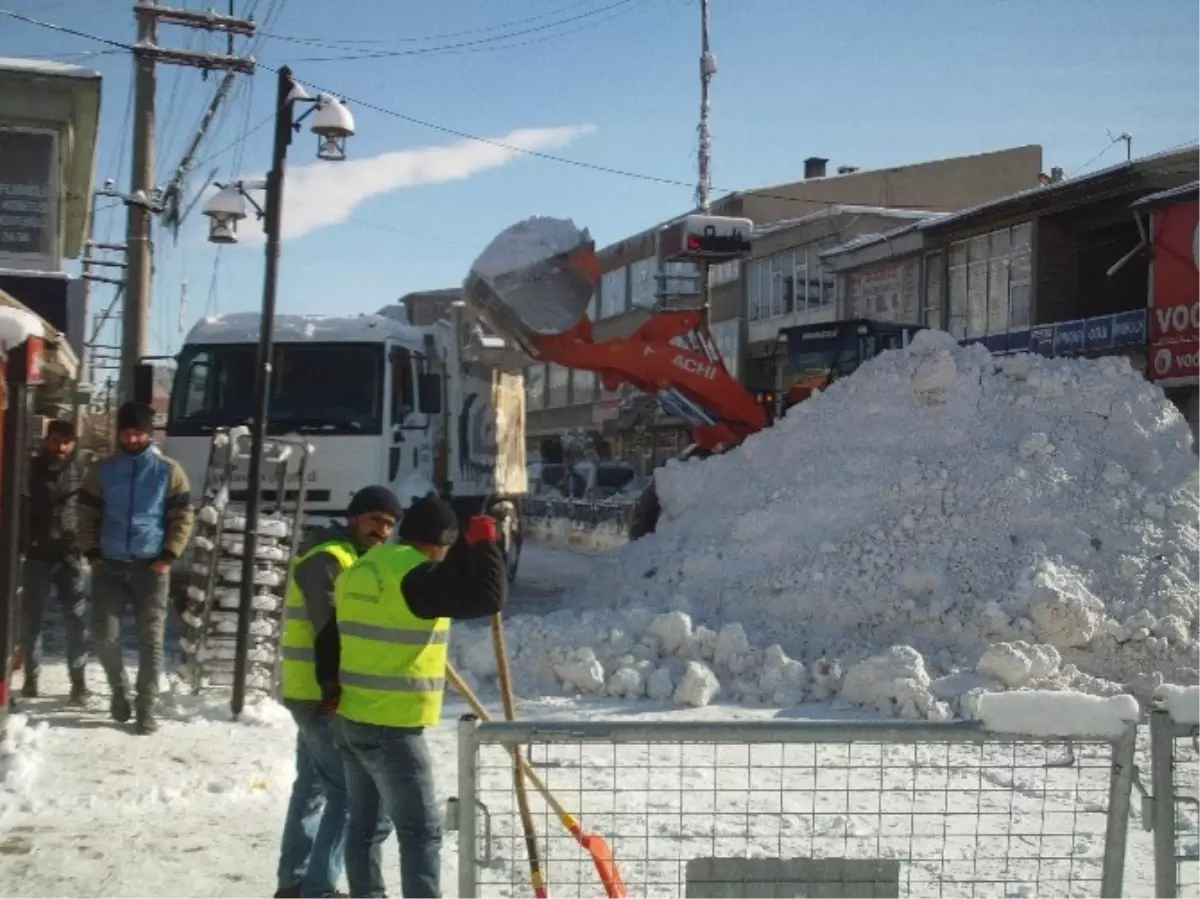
0, 57, 101, 79
818, 218, 933, 259
916, 143, 1199, 233
183, 311, 428, 346
751, 205, 944, 239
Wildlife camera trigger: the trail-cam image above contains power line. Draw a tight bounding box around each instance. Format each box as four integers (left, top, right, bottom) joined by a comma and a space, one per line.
261, 0, 598, 47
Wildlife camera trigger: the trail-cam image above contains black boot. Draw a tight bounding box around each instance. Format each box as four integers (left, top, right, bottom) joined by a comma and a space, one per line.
67, 672, 91, 706
20, 674, 37, 698
135, 712, 157, 735
272, 886, 301, 899
110, 688, 132, 723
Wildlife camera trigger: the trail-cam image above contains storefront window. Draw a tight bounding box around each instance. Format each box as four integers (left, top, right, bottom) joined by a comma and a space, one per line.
599, 267, 627, 318
924, 251, 944, 329
947, 223, 1033, 340
547, 364, 570, 407
630, 257, 656, 309
571, 369, 596, 404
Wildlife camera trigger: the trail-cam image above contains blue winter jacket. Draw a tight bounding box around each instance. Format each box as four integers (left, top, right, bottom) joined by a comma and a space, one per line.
77, 447, 195, 563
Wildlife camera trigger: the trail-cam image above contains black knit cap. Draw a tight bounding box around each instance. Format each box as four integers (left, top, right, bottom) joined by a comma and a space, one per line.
46, 419, 76, 440
116, 401, 155, 433
346, 485, 404, 521
397, 493, 460, 547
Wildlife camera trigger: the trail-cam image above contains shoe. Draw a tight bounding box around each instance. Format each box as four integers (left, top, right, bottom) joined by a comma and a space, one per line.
111, 690, 132, 723
20, 677, 37, 698
135, 713, 158, 735
67, 682, 91, 706
273, 886, 301, 898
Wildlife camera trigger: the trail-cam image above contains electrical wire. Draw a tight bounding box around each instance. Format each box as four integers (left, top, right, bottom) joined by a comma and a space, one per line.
270, 0, 644, 61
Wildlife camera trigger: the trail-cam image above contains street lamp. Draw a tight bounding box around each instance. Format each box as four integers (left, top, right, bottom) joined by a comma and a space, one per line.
203, 66, 355, 717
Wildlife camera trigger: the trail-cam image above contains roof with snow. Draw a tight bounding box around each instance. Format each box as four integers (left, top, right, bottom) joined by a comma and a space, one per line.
183, 311, 430, 347
0, 57, 101, 79
751, 206, 946, 239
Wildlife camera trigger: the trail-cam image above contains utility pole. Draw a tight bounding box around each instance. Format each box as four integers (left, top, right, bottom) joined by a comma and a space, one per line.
697, 0, 715, 327
118, 2, 256, 404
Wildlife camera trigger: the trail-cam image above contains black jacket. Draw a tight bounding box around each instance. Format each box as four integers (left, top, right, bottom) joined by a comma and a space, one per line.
25, 451, 83, 562
314, 534, 507, 691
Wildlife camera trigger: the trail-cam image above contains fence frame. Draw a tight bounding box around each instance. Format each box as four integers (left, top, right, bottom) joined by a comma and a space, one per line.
454, 715, 1137, 899
1147, 707, 1199, 898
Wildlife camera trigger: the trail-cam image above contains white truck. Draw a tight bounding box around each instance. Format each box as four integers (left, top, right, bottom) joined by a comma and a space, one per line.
160, 306, 528, 580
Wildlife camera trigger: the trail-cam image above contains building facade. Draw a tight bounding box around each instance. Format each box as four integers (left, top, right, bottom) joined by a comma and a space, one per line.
524, 144, 1045, 467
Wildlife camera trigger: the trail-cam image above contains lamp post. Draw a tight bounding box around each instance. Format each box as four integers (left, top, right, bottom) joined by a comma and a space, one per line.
203, 65, 355, 717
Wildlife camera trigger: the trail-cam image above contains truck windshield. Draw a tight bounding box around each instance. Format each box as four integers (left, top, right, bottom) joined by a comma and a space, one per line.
167, 342, 385, 436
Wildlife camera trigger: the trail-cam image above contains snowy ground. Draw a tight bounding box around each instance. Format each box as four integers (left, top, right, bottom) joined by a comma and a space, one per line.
0, 545, 1166, 898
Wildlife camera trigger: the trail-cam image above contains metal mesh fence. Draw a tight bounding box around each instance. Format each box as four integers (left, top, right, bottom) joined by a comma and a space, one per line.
456, 719, 1134, 899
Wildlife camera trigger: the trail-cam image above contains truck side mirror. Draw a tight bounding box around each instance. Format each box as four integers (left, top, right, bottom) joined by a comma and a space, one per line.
417, 372, 442, 414
132, 363, 155, 405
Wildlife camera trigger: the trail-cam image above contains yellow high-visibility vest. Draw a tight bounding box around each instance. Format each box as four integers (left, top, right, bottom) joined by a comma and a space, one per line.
279, 538, 358, 702
334, 543, 450, 728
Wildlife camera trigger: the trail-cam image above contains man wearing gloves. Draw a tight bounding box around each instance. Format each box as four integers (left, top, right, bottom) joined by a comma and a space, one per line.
320, 493, 507, 899
77, 401, 194, 734
275, 486, 403, 899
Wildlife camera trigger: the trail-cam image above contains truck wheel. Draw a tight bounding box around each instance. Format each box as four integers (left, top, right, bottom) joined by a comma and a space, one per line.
629, 482, 661, 541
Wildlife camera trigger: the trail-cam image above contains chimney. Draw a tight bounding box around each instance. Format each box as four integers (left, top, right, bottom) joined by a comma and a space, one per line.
836, 165, 859, 175
804, 156, 829, 180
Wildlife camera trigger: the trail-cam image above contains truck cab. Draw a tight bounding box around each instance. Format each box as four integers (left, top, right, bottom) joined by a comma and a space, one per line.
163, 310, 526, 579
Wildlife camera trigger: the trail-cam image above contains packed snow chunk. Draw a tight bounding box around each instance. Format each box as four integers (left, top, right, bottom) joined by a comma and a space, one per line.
713, 622, 752, 669
470, 216, 588, 279
759, 644, 808, 705
1017, 561, 1105, 649
553, 647, 605, 693
840, 646, 935, 720
606, 666, 645, 699
977, 690, 1140, 739
977, 641, 1061, 689
674, 661, 721, 708
648, 610, 693, 656
0, 713, 47, 817
458, 631, 499, 679
645, 666, 676, 701
1154, 683, 1200, 725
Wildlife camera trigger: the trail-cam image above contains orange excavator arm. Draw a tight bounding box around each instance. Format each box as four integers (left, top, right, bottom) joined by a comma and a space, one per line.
528, 311, 767, 452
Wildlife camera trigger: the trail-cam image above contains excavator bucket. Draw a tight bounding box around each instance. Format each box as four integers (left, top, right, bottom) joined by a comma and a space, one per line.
463, 217, 599, 359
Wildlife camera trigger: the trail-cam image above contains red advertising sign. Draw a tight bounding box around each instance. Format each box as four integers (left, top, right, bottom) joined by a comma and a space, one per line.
1148, 199, 1199, 385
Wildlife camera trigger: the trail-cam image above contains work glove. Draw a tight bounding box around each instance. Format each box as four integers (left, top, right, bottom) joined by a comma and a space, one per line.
317, 681, 340, 716
465, 515, 498, 546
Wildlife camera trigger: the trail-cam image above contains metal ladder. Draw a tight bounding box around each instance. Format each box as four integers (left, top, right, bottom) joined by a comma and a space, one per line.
178, 428, 313, 695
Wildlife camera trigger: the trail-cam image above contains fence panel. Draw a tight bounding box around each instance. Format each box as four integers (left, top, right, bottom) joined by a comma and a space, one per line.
1149, 707, 1199, 898
456, 718, 1135, 899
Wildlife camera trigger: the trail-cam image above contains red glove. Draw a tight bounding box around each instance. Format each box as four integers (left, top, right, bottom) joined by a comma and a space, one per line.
317, 682, 340, 716
465, 515, 498, 546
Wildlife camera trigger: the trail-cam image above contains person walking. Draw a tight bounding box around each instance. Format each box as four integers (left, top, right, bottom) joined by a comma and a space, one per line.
20, 419, 89, 703
320, 493, 507, 898
274, 486, 403, 899
76, 401, 194, 734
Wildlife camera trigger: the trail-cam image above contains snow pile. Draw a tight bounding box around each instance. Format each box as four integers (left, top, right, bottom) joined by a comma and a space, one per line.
1154, 683, 1200, 725
457, 332, 1199, 718
0, 713, 47, 818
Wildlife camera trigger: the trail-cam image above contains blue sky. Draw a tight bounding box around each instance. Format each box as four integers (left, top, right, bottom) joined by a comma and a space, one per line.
3, 0, 1198, 357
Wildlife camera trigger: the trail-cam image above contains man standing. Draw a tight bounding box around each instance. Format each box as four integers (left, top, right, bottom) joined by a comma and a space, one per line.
77, 401, 194, 734
20, 419, 89, 703
322, 494, 507, 898
275, 486, 403, 899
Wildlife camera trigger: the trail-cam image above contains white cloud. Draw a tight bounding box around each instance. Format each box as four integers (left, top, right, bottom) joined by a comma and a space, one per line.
216, 123, 596, 243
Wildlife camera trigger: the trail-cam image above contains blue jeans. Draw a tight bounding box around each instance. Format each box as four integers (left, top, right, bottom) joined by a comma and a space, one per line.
334, 717, 442, 898
277, 707, 349, 898
21, 556, 89, 682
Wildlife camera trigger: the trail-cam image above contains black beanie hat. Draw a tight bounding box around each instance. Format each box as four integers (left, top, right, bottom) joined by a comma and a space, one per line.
397, 493, 460, 547
47, 419, 77, 440
346, 485, 404, 521
116, 401, 155, 433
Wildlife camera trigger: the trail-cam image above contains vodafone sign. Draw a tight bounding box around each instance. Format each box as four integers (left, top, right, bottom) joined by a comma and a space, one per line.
1149, 199, 1200, 385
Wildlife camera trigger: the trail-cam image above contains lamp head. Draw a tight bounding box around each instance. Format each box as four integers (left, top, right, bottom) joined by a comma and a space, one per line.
311, 94, 355, 161
202, 185, 248, 245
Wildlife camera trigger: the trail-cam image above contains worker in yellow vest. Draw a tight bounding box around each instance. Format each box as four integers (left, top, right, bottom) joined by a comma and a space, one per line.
274, 486, 403, 899
321, 493, 507, 899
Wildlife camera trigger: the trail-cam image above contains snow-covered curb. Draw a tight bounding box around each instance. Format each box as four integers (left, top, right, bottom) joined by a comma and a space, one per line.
976, 690, 1140, 739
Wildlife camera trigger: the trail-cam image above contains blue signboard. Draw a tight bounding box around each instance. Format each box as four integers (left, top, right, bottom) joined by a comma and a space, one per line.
1028, 326, 1055, 356
1084, 316, 1113, 351
1053, 320, 1086, 356
962, 311, 1148, 359
1111, 310, 1146, 348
